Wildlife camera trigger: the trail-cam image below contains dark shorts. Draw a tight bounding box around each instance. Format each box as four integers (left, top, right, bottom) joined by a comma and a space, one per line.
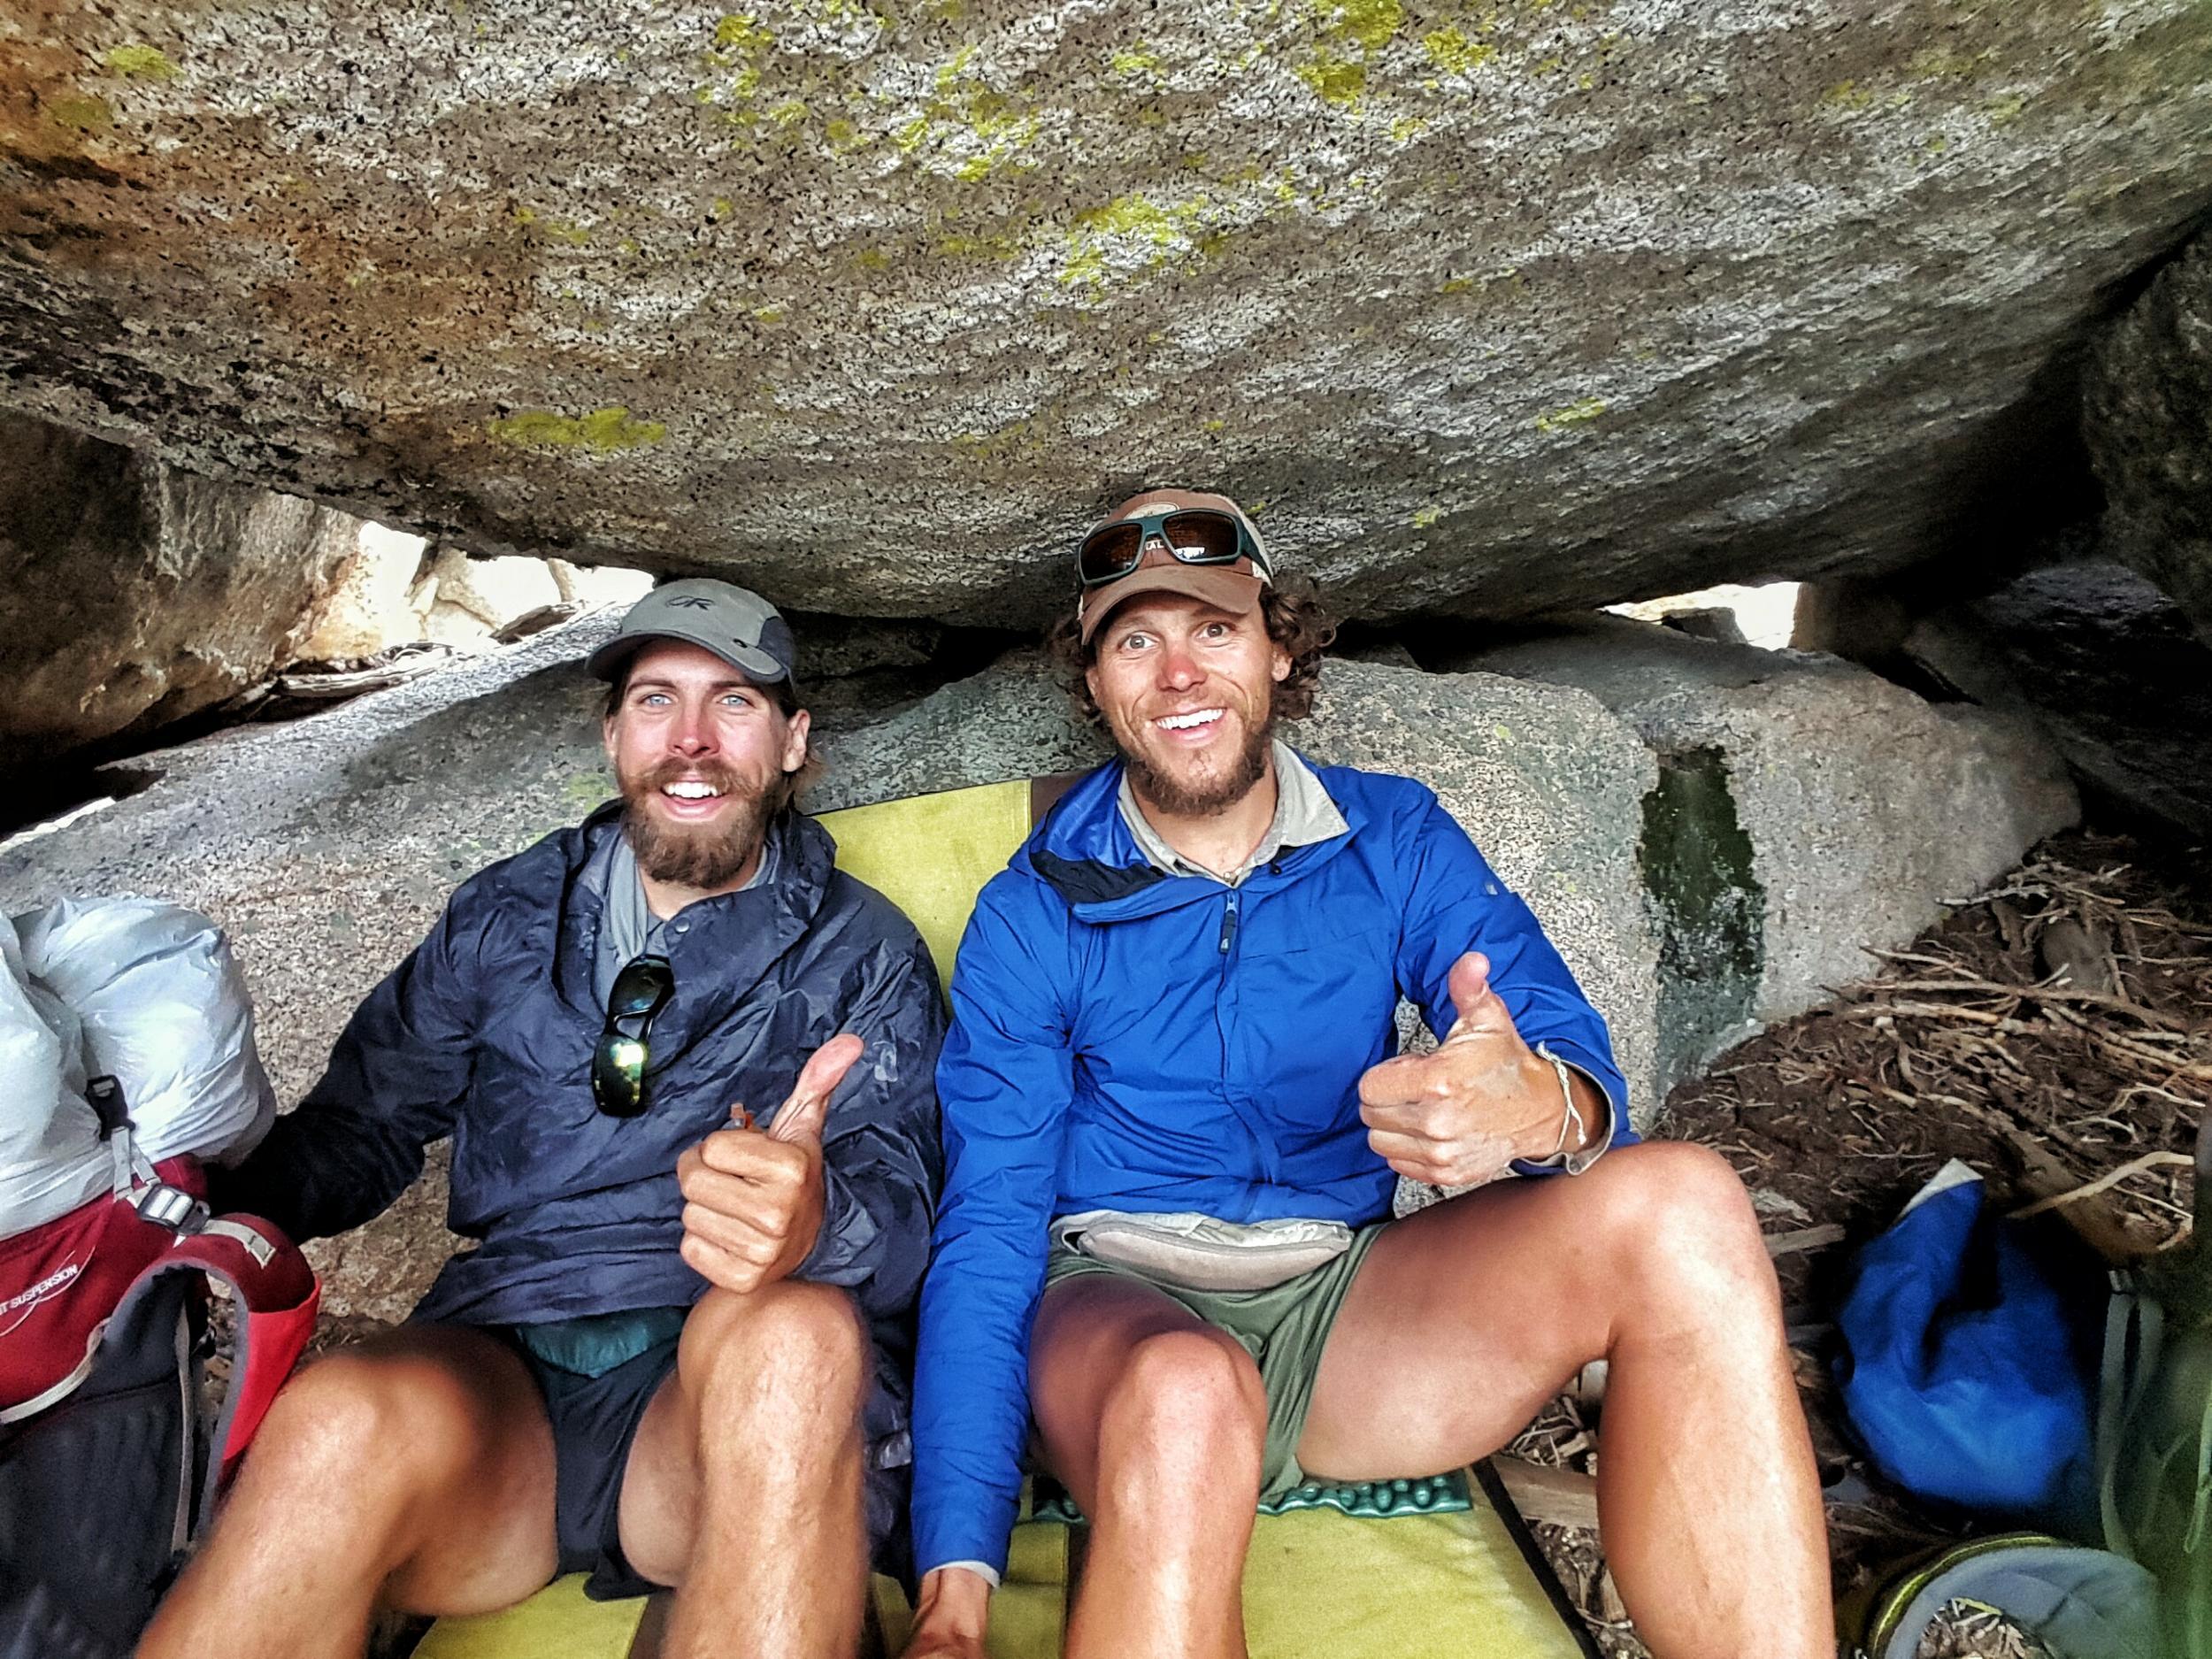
495, 1323, 686, 1601
1041, 1222, 1386, 1502
490, 1317, 914, 1602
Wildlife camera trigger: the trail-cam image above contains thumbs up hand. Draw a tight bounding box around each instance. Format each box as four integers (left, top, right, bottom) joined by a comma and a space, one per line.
675, 1034, 865, 1295
764, 1033, 864, 1147
1356, 952, 1581, 1190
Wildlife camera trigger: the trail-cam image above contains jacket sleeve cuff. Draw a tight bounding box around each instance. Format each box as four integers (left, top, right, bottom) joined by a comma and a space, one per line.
914, 1486, 1021, 1585
926, 1559, 1002, 1590
1509, 1044, 1622, 1177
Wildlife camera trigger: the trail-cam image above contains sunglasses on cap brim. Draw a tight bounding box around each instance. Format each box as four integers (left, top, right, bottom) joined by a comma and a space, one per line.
591, 954, 675, 1118
1077, 509, 1271, 588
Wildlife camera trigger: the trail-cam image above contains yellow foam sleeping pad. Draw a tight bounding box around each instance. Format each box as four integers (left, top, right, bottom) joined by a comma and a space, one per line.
817, 779, 1041, 994
418, 1474, 1588, 1659
415, 783, 1594, 1658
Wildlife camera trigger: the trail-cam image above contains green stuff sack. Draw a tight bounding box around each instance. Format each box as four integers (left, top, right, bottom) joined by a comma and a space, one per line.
2099, 1107, 2212, 1657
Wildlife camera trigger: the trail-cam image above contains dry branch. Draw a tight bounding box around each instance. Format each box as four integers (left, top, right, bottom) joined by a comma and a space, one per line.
2008, 1150, 2195, 1218
1864, 977, 2188, 1032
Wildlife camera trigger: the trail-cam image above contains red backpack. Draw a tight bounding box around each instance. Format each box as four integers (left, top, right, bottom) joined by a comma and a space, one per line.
0, 1075, 319, 1658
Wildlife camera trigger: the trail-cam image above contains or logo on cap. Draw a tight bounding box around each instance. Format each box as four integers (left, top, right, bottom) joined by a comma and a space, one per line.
586, 578, 798, 684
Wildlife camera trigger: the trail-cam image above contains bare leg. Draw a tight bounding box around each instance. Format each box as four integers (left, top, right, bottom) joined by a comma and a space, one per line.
1029, 1274, 1269, 1659
618, 1280, 872, 1659
1296, 1141, 1831, 1659
137, 1326, 557, 1659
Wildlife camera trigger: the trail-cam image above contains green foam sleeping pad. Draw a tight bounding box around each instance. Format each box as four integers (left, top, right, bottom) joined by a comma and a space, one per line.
1027, 1468, 1474, 1525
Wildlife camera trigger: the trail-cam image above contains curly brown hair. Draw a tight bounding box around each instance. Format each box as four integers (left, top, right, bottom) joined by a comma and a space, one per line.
1044, 575, 1338, 732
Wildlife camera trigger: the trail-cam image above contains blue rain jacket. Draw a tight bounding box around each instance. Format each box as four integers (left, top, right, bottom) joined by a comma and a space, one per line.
910, 758, 1629, 1576
217, 803, 944, 1468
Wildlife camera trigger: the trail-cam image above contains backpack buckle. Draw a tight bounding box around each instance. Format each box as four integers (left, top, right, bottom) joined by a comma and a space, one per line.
134, 1183, 209, 1235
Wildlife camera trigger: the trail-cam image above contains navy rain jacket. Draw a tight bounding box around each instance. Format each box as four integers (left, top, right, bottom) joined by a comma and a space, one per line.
910, 758, 1629, 1576
219, 803, 944, 1466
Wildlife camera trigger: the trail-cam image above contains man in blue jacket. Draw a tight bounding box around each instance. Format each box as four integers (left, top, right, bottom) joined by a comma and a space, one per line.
141, 581, 943, 1659
901, 492, 1830, 1659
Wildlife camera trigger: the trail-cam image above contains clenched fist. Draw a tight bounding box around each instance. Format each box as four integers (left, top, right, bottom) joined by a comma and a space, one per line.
675, 1033, 864, 1294
1357, 953, 1600, 1189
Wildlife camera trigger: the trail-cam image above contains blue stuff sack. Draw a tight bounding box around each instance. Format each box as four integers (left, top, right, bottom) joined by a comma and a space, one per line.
1835, 1161, 2101, 1528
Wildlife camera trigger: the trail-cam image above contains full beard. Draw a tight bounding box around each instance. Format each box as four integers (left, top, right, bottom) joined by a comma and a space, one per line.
620, 758, 776, 890
1120, 709, 1274, 818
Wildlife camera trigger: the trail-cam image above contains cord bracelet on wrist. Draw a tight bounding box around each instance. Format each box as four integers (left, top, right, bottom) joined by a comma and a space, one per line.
1535, 1043, 1584, 1163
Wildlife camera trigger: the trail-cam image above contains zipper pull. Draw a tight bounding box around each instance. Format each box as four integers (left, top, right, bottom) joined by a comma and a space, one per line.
1218, 892, 1240, 954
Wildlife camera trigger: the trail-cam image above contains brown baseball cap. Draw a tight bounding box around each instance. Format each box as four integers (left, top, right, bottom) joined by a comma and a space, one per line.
1075, 488, 1272, 644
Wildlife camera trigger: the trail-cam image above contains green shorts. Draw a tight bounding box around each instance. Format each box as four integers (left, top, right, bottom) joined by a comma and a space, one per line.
1042, 1222, 1386, 1502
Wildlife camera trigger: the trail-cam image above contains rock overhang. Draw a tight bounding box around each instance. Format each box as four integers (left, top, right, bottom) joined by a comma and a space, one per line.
3, 0, 2211, 624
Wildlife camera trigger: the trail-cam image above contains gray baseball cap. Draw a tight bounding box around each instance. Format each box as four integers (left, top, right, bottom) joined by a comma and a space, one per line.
588, 579, 798, 684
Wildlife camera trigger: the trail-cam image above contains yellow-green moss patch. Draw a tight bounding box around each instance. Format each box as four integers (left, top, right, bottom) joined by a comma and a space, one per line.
46, 95, 113, 132
1422, 26, 1494, 76
1296, 51, 1366, 104
103, 44, 178, 81
714, 13, 772, 52
487, 407, 668, 453
1535, 397, 1607, 433
1317, 0, 1402, 52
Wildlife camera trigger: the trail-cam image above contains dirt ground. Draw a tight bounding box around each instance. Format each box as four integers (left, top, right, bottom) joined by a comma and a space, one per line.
1513, 828, 2209, 1658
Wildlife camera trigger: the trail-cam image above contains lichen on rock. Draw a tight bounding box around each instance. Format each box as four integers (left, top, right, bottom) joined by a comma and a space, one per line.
0, 0, 2205, 627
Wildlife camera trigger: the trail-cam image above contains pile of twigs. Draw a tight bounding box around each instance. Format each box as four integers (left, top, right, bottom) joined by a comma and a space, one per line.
1509, 831, 2208, 1658
1837, 841, 2206, 1259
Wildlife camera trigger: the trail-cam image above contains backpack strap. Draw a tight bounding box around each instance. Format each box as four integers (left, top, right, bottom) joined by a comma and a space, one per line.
103, 1211, 319, 1533
2100, 1102, 2212, 1569
2189, 1387, 2212, 1561
2097, 1274, 2162, 1562
85, 1072, 194, 1228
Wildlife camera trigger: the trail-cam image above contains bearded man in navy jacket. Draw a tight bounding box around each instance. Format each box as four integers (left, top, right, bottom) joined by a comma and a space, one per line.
900, 492, 1830, 1659
142, 581, 942, 1659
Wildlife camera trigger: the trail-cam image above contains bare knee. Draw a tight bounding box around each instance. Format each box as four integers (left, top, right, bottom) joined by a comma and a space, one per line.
1583, 1141, 1779, 1323
241, 1342, 487, 1516
680, 1280, 869, 1418
1097, 1328, 1266, 1500
253, 1352, 429, 1485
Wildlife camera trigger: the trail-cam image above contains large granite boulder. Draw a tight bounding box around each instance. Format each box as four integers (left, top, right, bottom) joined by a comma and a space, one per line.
0, 411, 368, 776
1, 623, 1659, 1313
0, 611, 2076, 1317
4, 3, 2209, 623
1439, 616, 2080, 1085
2085, 232, 2212, 645
1904, 561, 2212, 837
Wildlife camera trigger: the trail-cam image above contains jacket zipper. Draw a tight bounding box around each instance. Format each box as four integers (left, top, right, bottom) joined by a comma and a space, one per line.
1214, 887, 1275, 1185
